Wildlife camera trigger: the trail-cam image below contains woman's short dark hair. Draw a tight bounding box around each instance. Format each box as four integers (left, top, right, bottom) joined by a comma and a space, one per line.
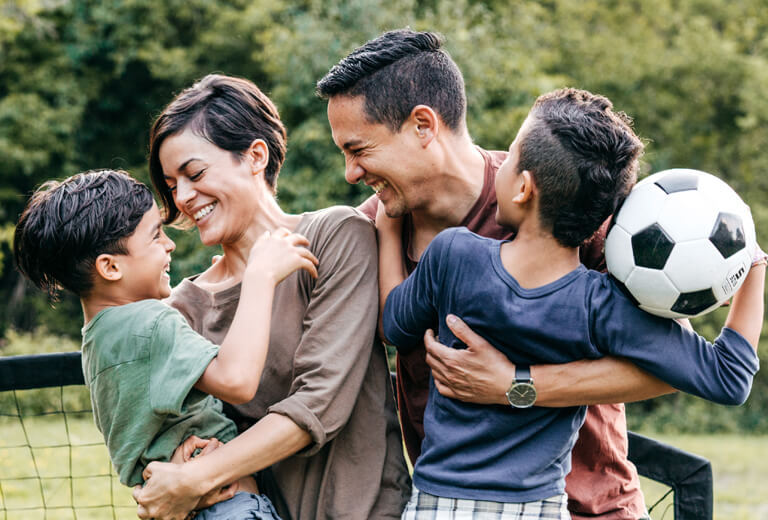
13, 169, 153, 299
149, 74, 287, 224
518, 88, 643, 247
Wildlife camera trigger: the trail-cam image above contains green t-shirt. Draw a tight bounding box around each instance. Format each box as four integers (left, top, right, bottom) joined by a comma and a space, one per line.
81, 299, 238, 486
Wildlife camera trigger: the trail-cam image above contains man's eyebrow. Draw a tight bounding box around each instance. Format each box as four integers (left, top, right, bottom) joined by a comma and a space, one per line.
342, 139, 364, 150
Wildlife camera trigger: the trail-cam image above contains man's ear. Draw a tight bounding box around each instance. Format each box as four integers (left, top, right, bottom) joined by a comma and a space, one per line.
94, 254, 123, 282
409, 105, 439, 146
245, 139, 270, 176
512, 170, 535, 204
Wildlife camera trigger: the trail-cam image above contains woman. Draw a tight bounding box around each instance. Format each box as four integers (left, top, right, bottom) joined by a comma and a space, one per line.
133, 74, 410, 519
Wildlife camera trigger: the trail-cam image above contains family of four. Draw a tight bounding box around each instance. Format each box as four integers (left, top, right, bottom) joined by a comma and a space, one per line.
13, 29, 763, 520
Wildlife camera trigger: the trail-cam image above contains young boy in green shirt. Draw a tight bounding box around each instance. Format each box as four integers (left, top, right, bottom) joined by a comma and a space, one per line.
14, 169, 318, 519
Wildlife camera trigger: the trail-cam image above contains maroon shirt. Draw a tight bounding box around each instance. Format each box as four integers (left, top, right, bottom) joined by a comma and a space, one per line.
360, 147, 646, 519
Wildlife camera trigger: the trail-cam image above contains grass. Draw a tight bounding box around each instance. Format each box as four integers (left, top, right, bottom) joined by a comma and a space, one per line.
637, 432, 768, 520
1, 386, 766, 520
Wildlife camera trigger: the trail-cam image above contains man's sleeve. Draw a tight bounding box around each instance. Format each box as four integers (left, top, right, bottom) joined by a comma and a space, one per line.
148, 306, 220, 415
580, 218, 609, 272
357, 195, 378, 222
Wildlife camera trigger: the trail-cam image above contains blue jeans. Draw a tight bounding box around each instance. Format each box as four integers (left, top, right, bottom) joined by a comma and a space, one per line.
195, 492, 281, 520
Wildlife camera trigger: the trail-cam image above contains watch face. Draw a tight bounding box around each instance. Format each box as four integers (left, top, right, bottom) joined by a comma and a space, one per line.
506, 383, 537, 408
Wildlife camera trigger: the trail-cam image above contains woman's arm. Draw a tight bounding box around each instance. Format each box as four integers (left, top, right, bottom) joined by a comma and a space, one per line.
424, 315, 675, 406
135, 413, 311, 520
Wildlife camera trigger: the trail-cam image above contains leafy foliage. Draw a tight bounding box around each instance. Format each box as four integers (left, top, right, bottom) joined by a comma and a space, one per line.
1, 0, 767, 431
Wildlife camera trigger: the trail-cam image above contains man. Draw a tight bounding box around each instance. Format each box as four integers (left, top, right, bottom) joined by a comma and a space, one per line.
317, 29, 674, 520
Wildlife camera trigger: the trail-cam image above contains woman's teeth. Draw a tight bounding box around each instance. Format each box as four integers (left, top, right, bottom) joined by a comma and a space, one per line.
193, 202, 217, 221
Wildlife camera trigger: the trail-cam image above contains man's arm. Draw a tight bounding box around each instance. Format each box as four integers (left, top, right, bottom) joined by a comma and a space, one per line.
424, 315, 675, 407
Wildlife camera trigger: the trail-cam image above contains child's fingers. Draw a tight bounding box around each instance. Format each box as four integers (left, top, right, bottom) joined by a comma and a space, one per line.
299, 257, 319, 279
286, 232, 310, 248
198, 437, 221, 457
298, 246, 319, 265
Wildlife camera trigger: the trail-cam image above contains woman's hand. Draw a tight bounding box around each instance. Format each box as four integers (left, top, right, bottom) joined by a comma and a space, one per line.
248, 228, 319, 282
134, 461, 204, 520
136, 438, 236, 519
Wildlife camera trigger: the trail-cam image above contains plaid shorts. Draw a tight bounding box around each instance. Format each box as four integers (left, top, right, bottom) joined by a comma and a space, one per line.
401, 486, 570, 520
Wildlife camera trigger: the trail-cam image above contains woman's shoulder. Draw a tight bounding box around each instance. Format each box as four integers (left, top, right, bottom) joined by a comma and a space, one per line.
299, 205, 375, 242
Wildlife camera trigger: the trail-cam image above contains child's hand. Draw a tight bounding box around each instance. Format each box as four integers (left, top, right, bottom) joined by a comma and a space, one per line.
375, 201, 403, 236
247, 228, 319, 283
170, 435, 220, 464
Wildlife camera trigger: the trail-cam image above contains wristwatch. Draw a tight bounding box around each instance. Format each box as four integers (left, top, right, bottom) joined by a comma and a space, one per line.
505, 364, 537, 408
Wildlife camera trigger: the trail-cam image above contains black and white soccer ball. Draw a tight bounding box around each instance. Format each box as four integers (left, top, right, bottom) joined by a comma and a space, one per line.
605, 168, 756, 319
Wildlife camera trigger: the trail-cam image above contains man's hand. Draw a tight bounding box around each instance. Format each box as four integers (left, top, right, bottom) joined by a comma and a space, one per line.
424, 314, 515, 405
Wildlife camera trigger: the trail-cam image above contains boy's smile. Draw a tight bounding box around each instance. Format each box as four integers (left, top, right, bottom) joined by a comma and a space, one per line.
116, 202, 176, 301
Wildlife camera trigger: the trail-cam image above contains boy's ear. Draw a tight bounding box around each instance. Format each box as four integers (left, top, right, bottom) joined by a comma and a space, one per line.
94, 254, 123, 282
512, 170, 535, 204
408, 105, 439, 146
246, 139, 270, 176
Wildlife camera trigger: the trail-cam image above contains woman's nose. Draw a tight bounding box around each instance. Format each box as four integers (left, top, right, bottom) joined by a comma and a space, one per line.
174, 178, 195, 207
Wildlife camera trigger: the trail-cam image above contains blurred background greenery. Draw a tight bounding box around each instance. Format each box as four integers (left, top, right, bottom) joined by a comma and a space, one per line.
1, 0, 767, 434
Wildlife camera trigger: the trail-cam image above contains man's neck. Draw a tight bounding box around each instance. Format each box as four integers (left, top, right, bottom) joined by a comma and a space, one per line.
408, 136, 486, 260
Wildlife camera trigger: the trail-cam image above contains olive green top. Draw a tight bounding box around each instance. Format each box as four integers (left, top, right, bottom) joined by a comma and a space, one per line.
81, 299, 237, 486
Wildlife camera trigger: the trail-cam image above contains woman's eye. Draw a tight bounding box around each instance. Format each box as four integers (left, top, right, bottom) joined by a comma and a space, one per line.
168, 185, 177, 192
190, 168, 206, 181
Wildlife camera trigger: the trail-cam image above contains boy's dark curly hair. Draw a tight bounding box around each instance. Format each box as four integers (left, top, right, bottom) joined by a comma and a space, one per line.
14, 169, 153, 299
518, 88, 643, 247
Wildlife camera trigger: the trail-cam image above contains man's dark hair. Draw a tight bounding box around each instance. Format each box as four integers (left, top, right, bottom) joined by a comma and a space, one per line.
316, 29, 466, 132
518, 88, 643, 247
149, 74, 287, 224
14, 169, 154, 299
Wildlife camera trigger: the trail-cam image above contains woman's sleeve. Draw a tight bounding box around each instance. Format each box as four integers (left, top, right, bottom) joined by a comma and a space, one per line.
266, 210, 383, 454
590, 277, 759, 405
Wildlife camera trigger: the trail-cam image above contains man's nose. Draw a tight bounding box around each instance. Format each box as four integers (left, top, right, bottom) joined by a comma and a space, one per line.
344, 158, 365, 185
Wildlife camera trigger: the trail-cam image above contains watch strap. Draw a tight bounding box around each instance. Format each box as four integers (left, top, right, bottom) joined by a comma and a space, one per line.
516, 364, 531, 382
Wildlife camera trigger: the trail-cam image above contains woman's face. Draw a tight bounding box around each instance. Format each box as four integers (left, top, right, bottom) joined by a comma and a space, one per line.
159, 129, 260, 246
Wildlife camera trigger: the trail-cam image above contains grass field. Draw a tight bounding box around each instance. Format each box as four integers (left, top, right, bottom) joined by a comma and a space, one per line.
1, 401, 766, 519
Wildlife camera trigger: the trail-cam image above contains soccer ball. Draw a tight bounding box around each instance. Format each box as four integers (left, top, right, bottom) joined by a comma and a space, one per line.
605, 168, 756, 319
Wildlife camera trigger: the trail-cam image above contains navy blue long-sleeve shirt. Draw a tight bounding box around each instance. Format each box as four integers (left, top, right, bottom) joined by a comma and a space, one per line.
383, 227, 758, 503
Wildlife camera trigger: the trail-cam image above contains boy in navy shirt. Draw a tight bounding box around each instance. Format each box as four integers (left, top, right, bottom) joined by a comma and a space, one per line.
380, 88, 764, 519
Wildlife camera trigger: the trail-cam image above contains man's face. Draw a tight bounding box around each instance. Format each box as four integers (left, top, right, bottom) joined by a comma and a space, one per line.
327, 95, 431, 218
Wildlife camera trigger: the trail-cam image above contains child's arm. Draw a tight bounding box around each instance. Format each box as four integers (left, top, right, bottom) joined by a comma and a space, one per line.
595, 257, 765, 406
724, 260, 766, 348
195, 229, 319, 404
375, 203, 407, 337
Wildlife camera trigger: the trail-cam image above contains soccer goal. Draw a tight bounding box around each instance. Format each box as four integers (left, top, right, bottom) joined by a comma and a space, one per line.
0, 352, 134, 520
1, 352, 714, 520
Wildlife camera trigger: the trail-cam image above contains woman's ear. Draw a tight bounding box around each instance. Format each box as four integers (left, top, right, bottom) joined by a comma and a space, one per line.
512, 170, 535, 204
94, 254, 122, 282
246, 139, 270, 176
409, 105, 439, 146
